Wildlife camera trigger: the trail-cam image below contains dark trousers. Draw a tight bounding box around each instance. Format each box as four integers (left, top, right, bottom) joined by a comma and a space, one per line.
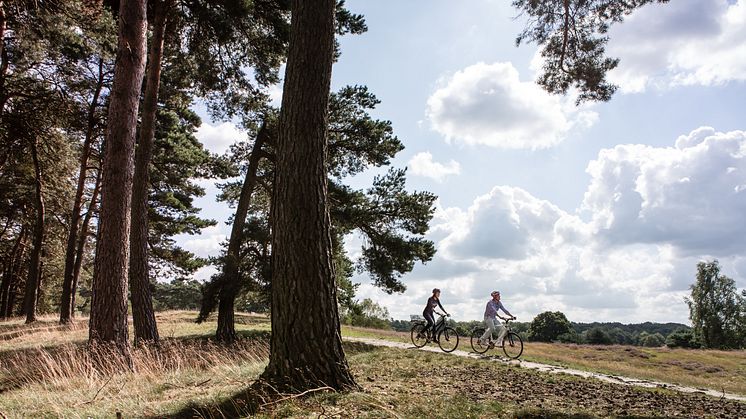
423, 311, 435, 338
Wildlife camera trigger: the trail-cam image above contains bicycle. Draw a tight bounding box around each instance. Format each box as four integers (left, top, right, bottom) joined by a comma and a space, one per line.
410, 312, 459, 353
470, 318, 523, 359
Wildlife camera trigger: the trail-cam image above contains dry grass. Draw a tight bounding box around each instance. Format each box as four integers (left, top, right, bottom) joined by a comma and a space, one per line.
2, 313, 744, 418
521, 342, 746, 395
342, 325, 746, 396
0, 311, 271, 418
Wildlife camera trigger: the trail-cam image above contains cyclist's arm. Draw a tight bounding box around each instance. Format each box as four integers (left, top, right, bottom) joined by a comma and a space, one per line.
498, 301, 514, 318
437, 299, 448, 315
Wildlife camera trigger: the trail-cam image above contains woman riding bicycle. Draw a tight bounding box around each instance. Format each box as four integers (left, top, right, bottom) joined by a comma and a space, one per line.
422, 288, 448, 340
479, 290, 515, 346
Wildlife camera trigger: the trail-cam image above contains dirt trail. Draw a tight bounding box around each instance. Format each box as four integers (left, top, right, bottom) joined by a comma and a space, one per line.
346, 336, 746, 403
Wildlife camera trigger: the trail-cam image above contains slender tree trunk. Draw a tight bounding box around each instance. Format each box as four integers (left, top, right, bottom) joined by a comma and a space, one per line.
61, 58, 106, 325
0, 0, 7, 121
261, 0, 357, 391
89, 0, 148, 350
71, 167, 102, 317
0, 1, 5, 63
216, 124, 270, 342
1, 226, 26, 319
23, 140, 45, 324
4, 230, 27, 318
129, 0, 173, 345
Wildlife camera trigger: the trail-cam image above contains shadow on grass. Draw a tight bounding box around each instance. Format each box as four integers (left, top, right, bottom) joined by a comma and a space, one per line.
0, 320, 85, 340
162, 341, 381, 418
515, 408, 662, 419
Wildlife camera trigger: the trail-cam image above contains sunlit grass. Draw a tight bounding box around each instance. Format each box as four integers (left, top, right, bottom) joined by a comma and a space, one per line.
342, 324, 746, 396
2, 312, 744, 418
520, 342, 746, 395
0, 311, 271, 418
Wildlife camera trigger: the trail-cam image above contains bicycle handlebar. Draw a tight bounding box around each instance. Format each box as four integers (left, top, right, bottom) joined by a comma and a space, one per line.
499, 316, 516, 322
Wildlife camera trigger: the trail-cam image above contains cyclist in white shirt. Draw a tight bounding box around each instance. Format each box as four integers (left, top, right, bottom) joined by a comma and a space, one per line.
480, 290, 515, 346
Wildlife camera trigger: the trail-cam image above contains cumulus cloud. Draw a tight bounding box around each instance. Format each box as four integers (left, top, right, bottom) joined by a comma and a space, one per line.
426, 62, 597, 149
583, 127, 746, 255
180, 225, 227, 258
407, 151, 461, 182
194, 121, 246, 155
442, 186, 580, 261
607, 0, 746, 92
362, 127, 745, 324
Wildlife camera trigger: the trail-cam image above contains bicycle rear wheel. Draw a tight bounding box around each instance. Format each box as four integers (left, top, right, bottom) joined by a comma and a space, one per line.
470, 328, 490, 354
502, 332, 523, 359
410, 323, 428, 348
437, 327, 459, 352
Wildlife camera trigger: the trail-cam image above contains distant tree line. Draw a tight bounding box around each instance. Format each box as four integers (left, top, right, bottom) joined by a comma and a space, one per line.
389, 315, 692, 348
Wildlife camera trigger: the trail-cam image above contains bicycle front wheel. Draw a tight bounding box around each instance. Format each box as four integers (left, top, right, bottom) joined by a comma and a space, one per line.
410, 323, 428, 348
437, 327, 459, 353
502, 332, 523, 359
470, 328, 490, 354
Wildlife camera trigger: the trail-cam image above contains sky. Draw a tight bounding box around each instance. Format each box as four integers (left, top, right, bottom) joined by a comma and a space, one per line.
180, 0, 746, 325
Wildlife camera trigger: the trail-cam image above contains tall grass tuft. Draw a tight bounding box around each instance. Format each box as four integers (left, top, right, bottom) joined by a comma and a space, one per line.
0, 338, 269, 391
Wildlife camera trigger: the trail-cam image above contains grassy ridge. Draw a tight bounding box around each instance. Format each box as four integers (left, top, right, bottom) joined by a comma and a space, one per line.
1, 312, 744, 418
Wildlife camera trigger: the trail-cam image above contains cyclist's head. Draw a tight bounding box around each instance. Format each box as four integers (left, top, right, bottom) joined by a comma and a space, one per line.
490, 290, 500, 298
432, 288, 441, 295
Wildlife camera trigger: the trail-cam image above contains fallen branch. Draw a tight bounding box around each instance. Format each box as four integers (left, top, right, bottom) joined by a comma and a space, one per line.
79, 375, 114, 405
260, 386, 334, 408
195, 378, 212, 387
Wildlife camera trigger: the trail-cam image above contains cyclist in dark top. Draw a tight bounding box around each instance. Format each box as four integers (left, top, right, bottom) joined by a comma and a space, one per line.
422, 288, 448, 340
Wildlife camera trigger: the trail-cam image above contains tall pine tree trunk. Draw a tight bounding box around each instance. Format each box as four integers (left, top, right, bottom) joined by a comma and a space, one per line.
71, 167, 101, 317
61, 58, 105, 325
1, 226, 26, 319
89, 0, 147, 350
5, 230, 27, 318
0, 0, 7, 121
23, 140, 45, 324
129, 0, 173, 345
216, 124, 270, 342
261, 0, 357, 391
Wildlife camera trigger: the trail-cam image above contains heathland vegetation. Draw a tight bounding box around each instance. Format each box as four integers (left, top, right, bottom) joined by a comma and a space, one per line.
2, 311, 745, 418
1, 0, 745, 417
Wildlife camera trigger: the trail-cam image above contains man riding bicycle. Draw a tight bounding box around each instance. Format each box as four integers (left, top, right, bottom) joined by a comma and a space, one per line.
479, 290, 515, 346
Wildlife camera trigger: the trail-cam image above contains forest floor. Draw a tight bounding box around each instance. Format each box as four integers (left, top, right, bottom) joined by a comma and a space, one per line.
0, 311, 744, 418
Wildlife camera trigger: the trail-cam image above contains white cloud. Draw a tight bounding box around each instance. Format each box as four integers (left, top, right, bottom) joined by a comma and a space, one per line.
407, 151, 461, 182
194, 121, 246, 155
180, 225, 227, 258
583, 127, 746, 255
362, 127, 745, 324
425, 62, 597, 149
608, 0, 746, 92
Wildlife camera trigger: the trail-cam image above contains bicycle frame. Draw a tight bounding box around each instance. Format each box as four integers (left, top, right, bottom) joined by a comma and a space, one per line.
470, 317, 523, 359
432, 312, 448, 334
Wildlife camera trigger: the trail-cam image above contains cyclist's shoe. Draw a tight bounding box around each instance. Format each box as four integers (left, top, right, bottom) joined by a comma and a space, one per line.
487, 341, 495, 349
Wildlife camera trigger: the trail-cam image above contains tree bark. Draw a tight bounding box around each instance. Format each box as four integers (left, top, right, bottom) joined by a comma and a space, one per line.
60, 58, 106, 325
71, 167, 102, 317
6, 230, 27, 318
215, 124, 270, 342
89, 0, 148, 350
23, 139, 45, 324
0, 0, 7, 121
1, 226, 26, 319
261, 0, 358, 391
129, 0, 173, 345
